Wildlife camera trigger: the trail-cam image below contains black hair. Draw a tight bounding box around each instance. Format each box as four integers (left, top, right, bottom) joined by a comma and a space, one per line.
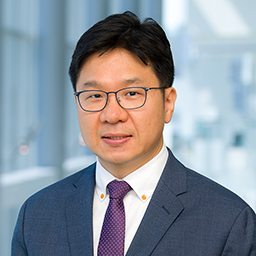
69, 11, 175, 92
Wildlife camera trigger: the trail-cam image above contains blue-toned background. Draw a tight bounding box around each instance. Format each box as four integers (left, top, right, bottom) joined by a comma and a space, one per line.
1, 0, 255, 255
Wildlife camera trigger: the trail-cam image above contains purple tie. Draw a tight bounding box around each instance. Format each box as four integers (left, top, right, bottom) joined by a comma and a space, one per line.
98, 180, 131, 256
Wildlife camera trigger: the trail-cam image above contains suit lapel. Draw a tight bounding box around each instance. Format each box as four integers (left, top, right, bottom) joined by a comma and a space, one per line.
65, 164, 96, 256
63, 149, 187, 255
126, 149, 187, 256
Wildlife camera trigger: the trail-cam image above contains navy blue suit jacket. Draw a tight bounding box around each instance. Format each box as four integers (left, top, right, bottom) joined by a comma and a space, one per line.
12, 149, 256, 255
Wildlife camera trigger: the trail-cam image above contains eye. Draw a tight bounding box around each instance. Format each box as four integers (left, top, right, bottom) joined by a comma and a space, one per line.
123, 88, 144, 98
84, 92, 104, 100
127, 91, 138, 96
91, 94, 102, 99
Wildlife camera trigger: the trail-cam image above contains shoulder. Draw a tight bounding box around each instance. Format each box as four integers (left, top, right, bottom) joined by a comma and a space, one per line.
24, 162, 96, 208
187, 167, 249, 209
158, 148, 256, 254
166, 148, 254, 214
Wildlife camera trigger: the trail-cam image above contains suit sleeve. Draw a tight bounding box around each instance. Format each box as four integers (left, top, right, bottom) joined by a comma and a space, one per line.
222, 206, 256, 256
11, 202, 28, 256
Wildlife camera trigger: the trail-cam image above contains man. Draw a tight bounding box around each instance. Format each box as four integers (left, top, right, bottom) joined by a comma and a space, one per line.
12, 11, 256, 256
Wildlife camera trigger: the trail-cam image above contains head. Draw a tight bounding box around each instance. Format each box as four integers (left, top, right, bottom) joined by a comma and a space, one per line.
69, 11, 175, 92
69, 12, 177, 178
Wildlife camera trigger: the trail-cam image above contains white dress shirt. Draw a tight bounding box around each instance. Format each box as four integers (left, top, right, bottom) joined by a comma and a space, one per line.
93, 145, 168, 255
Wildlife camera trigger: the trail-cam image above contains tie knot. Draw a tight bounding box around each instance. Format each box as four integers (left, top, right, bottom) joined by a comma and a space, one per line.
107, 180, 131, 200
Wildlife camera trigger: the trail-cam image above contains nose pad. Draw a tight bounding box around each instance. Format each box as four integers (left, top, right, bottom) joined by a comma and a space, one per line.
104, 93, 122, 109
116, 96, 122, 106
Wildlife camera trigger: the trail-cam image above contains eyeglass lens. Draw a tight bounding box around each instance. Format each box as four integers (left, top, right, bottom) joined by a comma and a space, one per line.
78, 87, 147, 112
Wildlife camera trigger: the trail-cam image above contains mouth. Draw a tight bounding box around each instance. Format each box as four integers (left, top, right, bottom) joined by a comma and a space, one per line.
102, 135, 132, 140
102, 134, 132, 145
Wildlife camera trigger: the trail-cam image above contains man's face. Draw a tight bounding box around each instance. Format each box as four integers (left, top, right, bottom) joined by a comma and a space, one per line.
76, 48, 176, 178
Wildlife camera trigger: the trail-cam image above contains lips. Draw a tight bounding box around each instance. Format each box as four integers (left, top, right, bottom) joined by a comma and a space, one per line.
102, 135, 131, 140
102, 134, 132, 145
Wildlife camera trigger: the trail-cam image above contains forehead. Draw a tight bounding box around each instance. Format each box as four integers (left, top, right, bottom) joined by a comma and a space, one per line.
82, 48, 148, 71
77, 48, 159, 90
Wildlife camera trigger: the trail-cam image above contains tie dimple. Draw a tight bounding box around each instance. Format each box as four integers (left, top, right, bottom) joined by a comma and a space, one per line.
98, 180, 131, 256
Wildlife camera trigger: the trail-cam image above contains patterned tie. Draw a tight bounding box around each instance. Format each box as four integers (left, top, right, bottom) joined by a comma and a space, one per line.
98, 180, 132, 256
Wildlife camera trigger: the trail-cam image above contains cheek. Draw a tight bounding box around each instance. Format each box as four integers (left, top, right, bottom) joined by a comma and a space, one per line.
133, 110, 162, 137
148, 108, 166, 133
77, 112, 97, 143
146, 119, 152, 127
77, 111, 85, 129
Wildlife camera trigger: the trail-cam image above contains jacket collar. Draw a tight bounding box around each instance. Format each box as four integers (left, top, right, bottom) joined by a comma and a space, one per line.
126, 148, 187, 255
65, 163, 96, 256
64, 148, 187, 256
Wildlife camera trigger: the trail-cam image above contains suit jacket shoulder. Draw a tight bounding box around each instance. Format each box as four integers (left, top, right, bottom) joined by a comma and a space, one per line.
126, 148, 256, 256
28, 162, 96, 201
12, 163, 96, 256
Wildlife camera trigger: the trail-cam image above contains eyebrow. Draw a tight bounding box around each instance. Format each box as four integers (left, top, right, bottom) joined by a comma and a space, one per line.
82, 81, 99, 88
82, 77, 144, 89
122, 77, 144, 85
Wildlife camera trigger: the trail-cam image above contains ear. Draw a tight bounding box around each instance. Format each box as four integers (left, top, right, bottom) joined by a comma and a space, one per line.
164, 87, 177, 124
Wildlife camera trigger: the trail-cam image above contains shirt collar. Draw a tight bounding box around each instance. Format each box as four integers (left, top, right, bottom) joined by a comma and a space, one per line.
95, 145, 168, 203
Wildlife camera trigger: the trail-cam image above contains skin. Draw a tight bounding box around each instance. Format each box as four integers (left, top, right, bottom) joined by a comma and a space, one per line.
75, 48, 177, 179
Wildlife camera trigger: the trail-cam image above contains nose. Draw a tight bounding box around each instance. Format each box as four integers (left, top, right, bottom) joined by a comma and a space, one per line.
99, 93, 128, 123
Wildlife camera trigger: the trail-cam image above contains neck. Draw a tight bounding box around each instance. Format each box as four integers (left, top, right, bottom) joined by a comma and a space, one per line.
98, 160, 141, 179
99, 144, 164, 179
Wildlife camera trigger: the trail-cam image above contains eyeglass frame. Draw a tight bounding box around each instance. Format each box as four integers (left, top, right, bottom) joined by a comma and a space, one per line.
74, 86, 168, 112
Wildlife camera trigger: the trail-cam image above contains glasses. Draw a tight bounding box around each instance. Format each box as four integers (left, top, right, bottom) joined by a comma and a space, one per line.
74, 86, 167, 112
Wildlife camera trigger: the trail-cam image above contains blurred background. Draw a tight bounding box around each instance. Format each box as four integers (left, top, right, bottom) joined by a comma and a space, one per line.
0, 0, 255, 254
